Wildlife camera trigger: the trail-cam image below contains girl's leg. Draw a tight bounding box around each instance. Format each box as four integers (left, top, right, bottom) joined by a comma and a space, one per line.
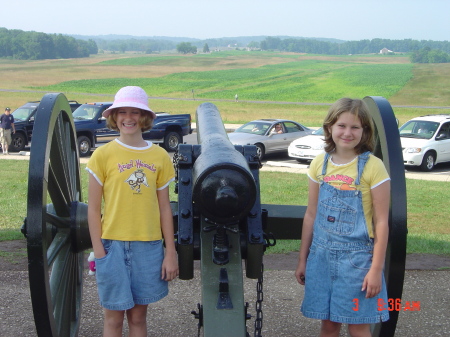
347, 323, 371, 337
126, 304, 149, 337
320, 320, 341, 337
103, 309, 125, 337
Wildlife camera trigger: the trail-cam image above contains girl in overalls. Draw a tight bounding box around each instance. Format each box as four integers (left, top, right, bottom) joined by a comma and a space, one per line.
295, 98, 390, 337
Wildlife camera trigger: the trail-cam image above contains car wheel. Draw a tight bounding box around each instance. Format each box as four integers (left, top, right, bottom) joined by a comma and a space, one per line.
10, 133, 26, 152
420, 152, 435, 172
255, 144, 265, 160
163, 131, 181, 152
296, 159, 310, 164
77, 136, 92, 157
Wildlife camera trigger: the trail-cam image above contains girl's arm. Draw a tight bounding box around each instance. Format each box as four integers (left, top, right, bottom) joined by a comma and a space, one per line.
157, 186, 179, 281
295, 179, 319, 285
362, 180, 390, 298
87, 175, 105, 258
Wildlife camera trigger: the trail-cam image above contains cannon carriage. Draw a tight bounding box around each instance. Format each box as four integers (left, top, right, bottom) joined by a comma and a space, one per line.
21, 94, 406, 337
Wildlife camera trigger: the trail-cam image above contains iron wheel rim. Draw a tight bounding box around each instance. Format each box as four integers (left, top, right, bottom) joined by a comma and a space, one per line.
26, 93, 84, 337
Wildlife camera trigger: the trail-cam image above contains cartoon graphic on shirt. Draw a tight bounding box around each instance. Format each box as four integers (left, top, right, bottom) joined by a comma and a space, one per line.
323, 174, 356, 190
125, 169, 149, 193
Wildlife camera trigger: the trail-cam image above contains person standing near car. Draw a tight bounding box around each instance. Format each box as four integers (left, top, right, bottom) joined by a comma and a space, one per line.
0, 107, 15, 155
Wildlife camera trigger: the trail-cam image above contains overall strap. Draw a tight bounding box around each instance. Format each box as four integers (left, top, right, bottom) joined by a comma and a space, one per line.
322, 152, 332, 176
355, 151, 371, 185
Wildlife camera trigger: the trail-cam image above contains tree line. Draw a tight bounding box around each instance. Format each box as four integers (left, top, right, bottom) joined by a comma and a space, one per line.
258, 36, 450, 57
3, 26, 450, 63
410, 47, 450, 63
0, 27, 98, 60
94, 38, 176, 54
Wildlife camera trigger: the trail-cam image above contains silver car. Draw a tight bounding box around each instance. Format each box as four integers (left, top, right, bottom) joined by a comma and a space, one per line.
228, 119, 313, 159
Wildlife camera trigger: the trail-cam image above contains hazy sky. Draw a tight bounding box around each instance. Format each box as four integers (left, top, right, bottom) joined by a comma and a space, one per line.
2, 0, 449, 41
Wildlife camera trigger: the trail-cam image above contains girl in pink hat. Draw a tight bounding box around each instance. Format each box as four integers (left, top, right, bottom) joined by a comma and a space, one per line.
87, 86, 178, 336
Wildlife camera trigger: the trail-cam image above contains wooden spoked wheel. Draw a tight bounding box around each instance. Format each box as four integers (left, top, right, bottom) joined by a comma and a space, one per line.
25, 93, 91, 337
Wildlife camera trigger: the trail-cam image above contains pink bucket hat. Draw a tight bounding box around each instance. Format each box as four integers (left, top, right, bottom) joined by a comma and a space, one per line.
102, 86, 156, 119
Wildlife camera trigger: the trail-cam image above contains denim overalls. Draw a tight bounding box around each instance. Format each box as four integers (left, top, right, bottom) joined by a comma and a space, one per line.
301, 152, 389, 324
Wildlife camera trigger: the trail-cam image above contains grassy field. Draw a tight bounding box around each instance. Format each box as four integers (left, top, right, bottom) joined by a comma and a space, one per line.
1, 52, 449, 127
0, 159, 448, 255
0, 51, 449, 255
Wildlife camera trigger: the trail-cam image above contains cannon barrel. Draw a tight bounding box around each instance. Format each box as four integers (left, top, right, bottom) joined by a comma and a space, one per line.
192, 102, 257, 224
174, 103, 264, 336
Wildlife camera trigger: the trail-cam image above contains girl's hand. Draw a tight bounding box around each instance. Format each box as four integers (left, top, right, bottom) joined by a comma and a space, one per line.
161, 252, 179, 281
362, 268, 382, 298
295, 262, 306, 285
93, 249, 106, 259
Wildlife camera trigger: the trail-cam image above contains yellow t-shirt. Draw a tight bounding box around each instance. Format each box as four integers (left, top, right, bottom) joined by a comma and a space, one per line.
308, 152, 390, 238
86, 139, 175, 241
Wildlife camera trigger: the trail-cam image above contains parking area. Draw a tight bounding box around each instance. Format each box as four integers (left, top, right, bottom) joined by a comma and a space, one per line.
5, 132, 450, 181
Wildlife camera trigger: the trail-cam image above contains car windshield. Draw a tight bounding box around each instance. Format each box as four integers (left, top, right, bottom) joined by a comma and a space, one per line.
399, 121, 439, 140
72, 105, 104, 120
235, 121, 273, 135
312, 127, 324, 135
12, 105, 38, 121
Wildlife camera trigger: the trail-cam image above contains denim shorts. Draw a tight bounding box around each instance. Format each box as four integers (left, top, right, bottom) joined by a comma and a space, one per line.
95, 239, 168, 311
301, 242, 389, 324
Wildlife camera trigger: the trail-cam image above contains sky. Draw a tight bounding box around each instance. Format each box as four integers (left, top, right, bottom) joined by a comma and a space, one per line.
1, 0, 449, 41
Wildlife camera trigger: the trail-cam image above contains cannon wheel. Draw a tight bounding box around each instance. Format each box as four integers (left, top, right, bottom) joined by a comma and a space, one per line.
26, 93, 90, 337
364, 96, 407, 337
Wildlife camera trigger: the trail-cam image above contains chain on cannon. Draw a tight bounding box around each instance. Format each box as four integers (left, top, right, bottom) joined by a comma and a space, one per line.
173, 102, 275, 337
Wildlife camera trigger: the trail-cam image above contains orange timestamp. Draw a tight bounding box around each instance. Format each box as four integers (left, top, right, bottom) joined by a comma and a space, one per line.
352, 298, 421, 312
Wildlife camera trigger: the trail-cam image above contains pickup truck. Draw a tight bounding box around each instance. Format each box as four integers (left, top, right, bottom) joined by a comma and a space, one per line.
9, 100, 82, 152
73, 102, 192, 156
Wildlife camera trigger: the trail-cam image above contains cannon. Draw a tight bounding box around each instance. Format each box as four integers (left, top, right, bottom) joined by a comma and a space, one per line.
174, 102, 267, 336
22, 94, 406, 337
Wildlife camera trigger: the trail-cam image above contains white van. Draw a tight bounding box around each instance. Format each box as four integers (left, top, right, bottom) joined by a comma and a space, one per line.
399, 114, 450, 171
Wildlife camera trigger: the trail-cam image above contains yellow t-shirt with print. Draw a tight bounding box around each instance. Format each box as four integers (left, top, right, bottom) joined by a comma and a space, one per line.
308, 152, 390, 238
86, 139, 175, 241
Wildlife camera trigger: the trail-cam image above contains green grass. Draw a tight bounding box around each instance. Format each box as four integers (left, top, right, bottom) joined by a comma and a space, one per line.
27, 53, 422, 127
1, 51, 449, 128
0, 159, 448, 256
37, 61, 413, 104
1, 51, 450, 255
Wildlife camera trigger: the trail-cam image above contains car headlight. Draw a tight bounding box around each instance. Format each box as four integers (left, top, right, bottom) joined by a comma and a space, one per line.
405, 147, 422, 153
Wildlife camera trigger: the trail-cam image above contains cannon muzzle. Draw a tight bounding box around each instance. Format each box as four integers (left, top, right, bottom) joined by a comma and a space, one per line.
192, 102, 257, 224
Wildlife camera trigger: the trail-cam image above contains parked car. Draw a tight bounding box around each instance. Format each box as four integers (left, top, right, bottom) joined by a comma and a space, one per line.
73, 102, 192, 156
9, 100, 81, 152
227, 119, 312, 159
399, 114, 450, 171
288, 127, 325, 163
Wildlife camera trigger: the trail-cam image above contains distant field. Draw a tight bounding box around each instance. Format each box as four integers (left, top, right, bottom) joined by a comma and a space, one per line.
0, 51, 449, 126
40, 59, 413, 103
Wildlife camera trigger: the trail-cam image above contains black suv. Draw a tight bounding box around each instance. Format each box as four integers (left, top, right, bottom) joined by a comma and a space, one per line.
9, 100, 81, 152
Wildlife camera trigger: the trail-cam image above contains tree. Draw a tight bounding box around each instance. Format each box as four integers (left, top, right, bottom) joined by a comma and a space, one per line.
176, 42, 197, 54
410, 47, 450, 63
203, 43, 210, 53
247, 41, 260, 49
